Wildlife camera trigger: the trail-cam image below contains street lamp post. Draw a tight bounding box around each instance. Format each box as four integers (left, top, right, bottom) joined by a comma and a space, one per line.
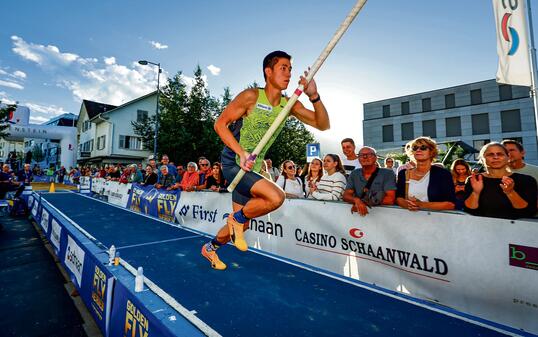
138, 60, 161, 159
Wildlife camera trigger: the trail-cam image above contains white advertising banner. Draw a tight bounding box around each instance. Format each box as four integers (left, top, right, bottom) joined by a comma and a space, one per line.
28, 195, 34, 209
492, 0, 531, 86
80, 176, 91, 190
91, 177, 105, 194
65, 235, 85, 287
175, 192, 538, 334
50, 218, 62, 252
104, 181, 131, 208
31, 195, 39, 217
40, 209, 49, 233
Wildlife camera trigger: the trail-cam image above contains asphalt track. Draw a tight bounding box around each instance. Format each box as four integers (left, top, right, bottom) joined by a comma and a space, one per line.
41, 192, 512, 337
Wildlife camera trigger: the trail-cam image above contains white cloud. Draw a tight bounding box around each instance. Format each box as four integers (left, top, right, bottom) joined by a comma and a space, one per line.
0, 80, 24, 90
104, 56, 116, 65
0, 91, 17, 105
25, 102, 68, 116
11, 35, 94, 68
207, 64, 221, 76
150, 41, 168, 50
13, 70, 27, 79
11, 36, 168, 106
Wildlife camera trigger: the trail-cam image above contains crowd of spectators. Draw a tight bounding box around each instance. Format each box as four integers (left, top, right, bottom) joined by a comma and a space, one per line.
2, 136, 536, 221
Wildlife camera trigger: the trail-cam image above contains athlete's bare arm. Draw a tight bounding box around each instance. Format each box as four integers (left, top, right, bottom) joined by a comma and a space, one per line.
214, 88, 258, 171
290, 72, 330, 131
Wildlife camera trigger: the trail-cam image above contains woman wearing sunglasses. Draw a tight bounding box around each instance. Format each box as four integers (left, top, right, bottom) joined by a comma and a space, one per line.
396, 137, 455, 211
276, 160, 305, 198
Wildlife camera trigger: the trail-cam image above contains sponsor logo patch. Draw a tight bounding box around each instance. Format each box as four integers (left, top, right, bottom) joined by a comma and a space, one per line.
509, 244, 538, 271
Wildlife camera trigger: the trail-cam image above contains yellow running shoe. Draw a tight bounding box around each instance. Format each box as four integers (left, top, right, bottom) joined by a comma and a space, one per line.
227, 214, 248, 251
201, 244, 227, 270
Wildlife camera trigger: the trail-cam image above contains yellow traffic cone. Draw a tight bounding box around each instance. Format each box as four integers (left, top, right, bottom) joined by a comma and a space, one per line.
49, 182, 56, 193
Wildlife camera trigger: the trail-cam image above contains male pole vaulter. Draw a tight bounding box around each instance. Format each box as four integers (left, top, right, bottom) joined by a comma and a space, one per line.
202, 51, 330, 270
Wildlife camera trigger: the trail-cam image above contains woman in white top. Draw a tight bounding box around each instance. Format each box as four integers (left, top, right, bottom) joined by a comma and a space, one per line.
276, 160, 304, 198
309, 154, 347, 201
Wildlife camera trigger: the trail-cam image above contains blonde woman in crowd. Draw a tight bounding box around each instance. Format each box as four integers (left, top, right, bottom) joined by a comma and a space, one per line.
396, 137, 455, 211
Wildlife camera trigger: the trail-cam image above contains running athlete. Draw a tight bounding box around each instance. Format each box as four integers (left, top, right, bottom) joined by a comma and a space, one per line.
202, 51, 330, 270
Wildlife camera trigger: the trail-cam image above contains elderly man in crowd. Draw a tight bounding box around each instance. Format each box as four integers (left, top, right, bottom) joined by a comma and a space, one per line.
128, 164, 143, 183
343, 146, 396, 216
155, 165, 176, 190
17, 163, 33, 185
160, 154, 177, 179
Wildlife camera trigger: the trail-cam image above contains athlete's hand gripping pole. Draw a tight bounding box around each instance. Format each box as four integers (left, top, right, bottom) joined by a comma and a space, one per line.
228, 0, 368, 192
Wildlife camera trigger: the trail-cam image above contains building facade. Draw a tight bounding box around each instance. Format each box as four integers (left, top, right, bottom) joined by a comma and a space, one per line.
363, 79, 537, 164
77, 91, 156, 165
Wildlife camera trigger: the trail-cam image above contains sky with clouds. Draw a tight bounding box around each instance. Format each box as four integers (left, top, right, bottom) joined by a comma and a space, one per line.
0, 0, 536, 154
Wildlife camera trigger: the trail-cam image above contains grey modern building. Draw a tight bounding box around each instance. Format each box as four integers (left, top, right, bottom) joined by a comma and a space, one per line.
363, 79, 538, 164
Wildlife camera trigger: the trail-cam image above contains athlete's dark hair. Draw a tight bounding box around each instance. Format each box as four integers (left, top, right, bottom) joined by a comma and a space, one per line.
263, 51, 292, 81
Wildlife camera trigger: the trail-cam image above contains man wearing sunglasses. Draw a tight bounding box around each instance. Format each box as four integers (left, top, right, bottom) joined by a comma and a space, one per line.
201, 50, 330, 270
343, 147, 396, 216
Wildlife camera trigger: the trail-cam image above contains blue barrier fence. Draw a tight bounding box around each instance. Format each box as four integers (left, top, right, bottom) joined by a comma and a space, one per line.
30, 193, 208, 337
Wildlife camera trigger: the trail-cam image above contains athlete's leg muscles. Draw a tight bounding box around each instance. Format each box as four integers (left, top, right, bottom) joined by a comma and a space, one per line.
241, 178, 285, 219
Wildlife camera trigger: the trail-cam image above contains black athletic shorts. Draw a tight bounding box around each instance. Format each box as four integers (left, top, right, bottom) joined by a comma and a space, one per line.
222, 163, 263, 206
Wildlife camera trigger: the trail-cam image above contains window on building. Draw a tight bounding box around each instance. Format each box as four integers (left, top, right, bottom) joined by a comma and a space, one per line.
445, 117, 461, 137
90, 139, 94, 151
401, 122, 414, 140
382, 125, 393, 142
401, 101, 410, 115
471, 89, 482, 105
119, 135, 143, 150
501, 109, 521, 132
82, 120, 91, 132
97, 135, 106, 150
137, 109, 149, 122
499, 85, 513, 101
472, 113, 490, 135
445, 94, 455, 109
422, 98, 431, 112
382, 105, 390, 118
473, 139, 491, 160
422, 120, 436, 138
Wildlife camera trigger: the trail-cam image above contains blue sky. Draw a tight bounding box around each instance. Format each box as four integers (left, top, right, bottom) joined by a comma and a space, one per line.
1, 0, 537, 154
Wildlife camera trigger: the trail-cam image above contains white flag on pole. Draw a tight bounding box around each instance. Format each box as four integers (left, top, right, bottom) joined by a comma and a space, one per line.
492, 0, 532, 86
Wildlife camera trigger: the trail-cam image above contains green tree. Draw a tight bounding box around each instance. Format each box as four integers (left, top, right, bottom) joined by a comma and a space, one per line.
266, 117, 316, 168
0, 104, 15, 138
151, 67, 224, 165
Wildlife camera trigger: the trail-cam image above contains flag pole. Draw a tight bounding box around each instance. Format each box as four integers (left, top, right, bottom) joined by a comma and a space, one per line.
526, 0, 538, 136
